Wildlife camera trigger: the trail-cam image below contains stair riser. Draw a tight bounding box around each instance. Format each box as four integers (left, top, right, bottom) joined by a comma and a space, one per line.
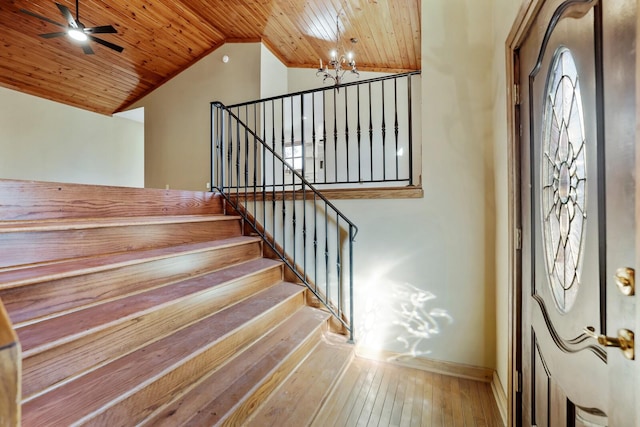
3, 241, 263, 327
72, 291, 306, 427
21, 265, 283, 400
0, 180, 223, 221
0, 221, 243, 268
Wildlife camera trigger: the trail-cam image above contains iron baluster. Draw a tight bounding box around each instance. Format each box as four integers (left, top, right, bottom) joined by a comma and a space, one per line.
227, 111, 233, 194
312, 92, 317, 184
368, 82, 373, 181
302, 180, 307, 284
323, 90, 327, 184
313, 193, 318, 293
357, 84, 361, 183
244, 106, 249, 205
281, 98, 286, 258
300, 94, 305, 180
235, 111, 240, 201
333, 88, 338, 183
381, 80, 386, 181
394, 78, 399, 180
252, 104, 257, 225
336, 215, 342, 325
262, 101, 267, 227
324, 202, 329, 304
344, 85, 350, 182
348, 225, 355, 343
272, 100, 276, 244
407, 75, 414, 185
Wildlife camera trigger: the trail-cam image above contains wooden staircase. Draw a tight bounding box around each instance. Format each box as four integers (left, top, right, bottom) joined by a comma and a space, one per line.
0, 180, 353, 426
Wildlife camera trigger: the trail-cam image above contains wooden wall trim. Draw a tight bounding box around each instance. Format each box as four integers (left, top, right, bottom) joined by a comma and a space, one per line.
355, 347, 494, 383
223, 186, 423, 201
0, 299, 20, 426
505, 1, 546, 427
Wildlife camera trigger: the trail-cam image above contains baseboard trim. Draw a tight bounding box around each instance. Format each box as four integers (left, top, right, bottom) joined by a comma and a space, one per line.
491, 371, 507, 427
354, 347, 493, 383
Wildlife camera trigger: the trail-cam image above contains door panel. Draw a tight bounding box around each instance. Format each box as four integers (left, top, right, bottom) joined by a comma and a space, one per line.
517, 0, 637, 425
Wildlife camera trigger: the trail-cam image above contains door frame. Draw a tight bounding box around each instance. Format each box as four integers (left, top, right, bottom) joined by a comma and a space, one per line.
506, 1, 640, 426
506, 2, 546, 425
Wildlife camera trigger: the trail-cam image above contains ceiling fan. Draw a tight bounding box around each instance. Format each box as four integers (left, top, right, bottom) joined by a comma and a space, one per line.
20, 0, 123, 54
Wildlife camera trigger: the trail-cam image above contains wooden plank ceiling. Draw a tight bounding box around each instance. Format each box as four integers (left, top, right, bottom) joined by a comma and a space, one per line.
0, 0, 421, 115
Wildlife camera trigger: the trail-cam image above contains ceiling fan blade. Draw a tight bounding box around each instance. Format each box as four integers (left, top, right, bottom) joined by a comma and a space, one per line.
84, 25, 117, 34
39, 32, 67, 39
88, 35, 124, 53
82, 43, 95, 55
20, 9, 65, 28
56, 2, 78, 28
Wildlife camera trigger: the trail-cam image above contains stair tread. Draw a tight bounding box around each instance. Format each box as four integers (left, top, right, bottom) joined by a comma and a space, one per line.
146, 306, 331, 426
248, 333, 354, 426
4, 238, 264, 328
20, 257, 283, 400
0, 214, 238, 233
17, 257, 283, 355
21, 282, 305, 427
0, 236, 261, 290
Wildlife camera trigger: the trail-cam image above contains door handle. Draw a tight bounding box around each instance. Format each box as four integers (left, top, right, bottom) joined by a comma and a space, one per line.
614, 267, 635, 296
584, 326, 635, 360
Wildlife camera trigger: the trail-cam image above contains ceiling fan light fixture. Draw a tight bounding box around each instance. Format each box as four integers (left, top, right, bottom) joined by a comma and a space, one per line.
68, 28, 87, 42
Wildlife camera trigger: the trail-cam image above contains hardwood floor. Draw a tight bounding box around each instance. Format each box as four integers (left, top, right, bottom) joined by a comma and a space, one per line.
311, 357, 503, 427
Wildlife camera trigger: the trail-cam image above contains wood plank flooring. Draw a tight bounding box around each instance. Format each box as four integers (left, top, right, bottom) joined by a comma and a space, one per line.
311, 357, 503, 427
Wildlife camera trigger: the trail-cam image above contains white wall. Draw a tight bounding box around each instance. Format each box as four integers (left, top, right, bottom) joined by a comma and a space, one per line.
132, 43, 264, 191
0, 86, 143, 187
492, 0, 525, 394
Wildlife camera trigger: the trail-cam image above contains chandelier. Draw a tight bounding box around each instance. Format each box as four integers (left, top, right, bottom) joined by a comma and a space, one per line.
316, 12, 359, 86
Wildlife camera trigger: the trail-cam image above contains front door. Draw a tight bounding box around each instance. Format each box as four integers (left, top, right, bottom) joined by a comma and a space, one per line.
516, 0, 637, 425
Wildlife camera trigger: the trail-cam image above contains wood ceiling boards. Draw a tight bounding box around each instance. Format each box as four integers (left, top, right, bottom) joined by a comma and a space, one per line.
0, 0, 421, 115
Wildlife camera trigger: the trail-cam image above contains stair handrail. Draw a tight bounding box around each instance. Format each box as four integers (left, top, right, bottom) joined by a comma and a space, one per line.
0, 298, 20, 426
211, 101, 358, 341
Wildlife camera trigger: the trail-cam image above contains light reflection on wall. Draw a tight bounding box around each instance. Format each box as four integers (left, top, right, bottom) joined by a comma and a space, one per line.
356, 273, 452, 361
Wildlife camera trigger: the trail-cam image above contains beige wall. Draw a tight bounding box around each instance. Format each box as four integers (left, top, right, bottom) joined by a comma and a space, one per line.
276, 3, 500, 369
0, 86, 143, 187
133, 43, 264, 191
491, 0, 525, 394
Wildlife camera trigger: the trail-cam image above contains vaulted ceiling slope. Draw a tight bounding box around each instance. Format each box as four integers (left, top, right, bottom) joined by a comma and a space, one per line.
0, 0, 421, 115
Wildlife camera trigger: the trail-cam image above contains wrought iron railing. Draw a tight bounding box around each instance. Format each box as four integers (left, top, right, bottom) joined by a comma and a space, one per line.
211, 101, 359, 341
222, 71, 421, 189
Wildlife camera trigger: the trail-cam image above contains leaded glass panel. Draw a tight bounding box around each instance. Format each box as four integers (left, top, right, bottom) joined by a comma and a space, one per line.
541, 47, 587, 313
